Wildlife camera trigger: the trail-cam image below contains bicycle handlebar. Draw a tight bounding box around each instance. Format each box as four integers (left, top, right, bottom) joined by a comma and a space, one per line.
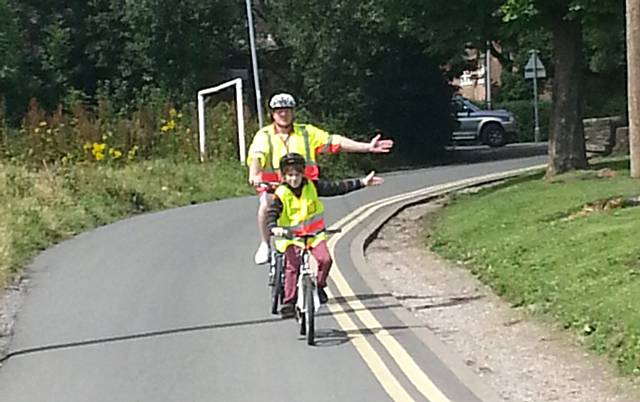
255, 181, 279, 193
272, 227, 342, 240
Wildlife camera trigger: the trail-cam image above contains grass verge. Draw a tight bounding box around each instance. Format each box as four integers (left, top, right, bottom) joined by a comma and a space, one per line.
0, 159, 252, 289
429, 160, 640, 376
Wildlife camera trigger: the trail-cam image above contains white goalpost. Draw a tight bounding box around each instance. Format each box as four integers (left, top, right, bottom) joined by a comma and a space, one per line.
197, 78, 246, 163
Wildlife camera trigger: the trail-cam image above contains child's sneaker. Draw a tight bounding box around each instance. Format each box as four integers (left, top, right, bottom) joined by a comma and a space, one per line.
318, 287, 328, 304
279, 303, 295, 319
254, 242, 270, 265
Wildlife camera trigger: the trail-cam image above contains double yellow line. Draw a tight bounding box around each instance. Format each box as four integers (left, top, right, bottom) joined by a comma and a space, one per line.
324, 166, 546, 402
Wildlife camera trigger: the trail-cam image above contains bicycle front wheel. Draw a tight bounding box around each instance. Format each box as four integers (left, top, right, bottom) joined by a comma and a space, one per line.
304, 276, 315, 345
270, 255, 283, 315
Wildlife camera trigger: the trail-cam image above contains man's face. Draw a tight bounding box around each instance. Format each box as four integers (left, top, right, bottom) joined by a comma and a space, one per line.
272, 108, 294, 128
282, 167, 303, 188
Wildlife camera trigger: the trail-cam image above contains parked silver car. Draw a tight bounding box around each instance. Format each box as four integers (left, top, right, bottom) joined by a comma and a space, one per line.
451, 96, 518, 147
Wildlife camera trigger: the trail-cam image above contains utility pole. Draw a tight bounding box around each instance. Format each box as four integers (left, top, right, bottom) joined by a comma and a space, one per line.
245, 0, 264, 128
627, 0, 640, 178
532, 50, 541, 143
485, 42, 492, 110
525, 50, 545, 142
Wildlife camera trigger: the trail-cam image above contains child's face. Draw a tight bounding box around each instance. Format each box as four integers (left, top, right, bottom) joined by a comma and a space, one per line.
283, 167, 303, 188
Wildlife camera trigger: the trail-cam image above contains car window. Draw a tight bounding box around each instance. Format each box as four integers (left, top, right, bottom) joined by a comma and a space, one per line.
462, 99, 481, 112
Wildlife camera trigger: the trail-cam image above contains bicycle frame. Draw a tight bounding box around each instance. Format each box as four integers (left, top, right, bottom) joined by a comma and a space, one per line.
295, 247, 321, 314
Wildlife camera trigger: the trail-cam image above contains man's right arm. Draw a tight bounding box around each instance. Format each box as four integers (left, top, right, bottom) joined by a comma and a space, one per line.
306, 124, 393, 154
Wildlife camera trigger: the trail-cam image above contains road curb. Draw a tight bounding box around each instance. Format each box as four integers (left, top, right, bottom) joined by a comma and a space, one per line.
344, 165, 546, 402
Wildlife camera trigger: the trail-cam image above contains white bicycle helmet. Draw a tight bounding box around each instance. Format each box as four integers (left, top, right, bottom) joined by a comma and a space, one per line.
269, 93, 296, 109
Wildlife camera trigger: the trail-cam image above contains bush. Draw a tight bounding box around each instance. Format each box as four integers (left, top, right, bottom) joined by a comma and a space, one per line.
494, 99, 551, 142
3, 97, 251, 167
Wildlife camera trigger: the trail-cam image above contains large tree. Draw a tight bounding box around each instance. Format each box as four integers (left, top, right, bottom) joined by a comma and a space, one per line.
500, 0, 624, 176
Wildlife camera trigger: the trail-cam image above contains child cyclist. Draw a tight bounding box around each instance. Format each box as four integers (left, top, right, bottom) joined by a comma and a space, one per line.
266, 152, 383, 318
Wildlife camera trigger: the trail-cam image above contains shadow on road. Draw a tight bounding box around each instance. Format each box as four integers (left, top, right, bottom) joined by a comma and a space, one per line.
442, 142, 548, 166
1, 316, 286, 362
312, 324, 423, 348
408, 294, 485, 311
3, 291, 456, 359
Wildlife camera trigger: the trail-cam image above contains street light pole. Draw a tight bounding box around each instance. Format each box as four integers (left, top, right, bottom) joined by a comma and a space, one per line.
627, 0, 640, 178
245, 0, 264, 128
486, 41, 492, 110
532, 50, 541, 143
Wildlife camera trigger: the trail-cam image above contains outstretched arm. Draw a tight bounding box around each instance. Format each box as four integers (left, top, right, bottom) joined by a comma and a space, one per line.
336, 133, 394, 154
315, 171, 383, 197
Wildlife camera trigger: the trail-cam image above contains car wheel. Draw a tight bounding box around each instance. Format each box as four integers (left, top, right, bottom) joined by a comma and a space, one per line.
482, 123, 507, 147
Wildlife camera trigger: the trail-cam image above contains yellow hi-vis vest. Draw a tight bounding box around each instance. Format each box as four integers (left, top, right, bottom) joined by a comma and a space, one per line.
274, 181, 327, 253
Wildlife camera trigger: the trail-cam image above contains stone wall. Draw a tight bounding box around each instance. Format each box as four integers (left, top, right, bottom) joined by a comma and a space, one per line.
583, 116, 627, 158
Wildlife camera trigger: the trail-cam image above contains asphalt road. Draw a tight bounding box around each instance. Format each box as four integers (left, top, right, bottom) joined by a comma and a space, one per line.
0, 147, 547, 402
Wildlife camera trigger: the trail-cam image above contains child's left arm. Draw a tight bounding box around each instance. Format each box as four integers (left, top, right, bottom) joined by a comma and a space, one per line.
315, 171, 383, 197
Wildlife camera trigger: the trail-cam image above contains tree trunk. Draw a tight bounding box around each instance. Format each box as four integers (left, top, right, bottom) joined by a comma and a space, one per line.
627, 0, 640, 178
546, 17, 588, 177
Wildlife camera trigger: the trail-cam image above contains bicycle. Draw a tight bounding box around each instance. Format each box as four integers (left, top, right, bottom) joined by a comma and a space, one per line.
268, 245, 285, 315
255, 182, 286, 316
270, 228, 340, 346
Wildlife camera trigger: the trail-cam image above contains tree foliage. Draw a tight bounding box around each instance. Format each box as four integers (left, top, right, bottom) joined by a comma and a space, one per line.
2, 0, 245, 116
262, 0, 456, 160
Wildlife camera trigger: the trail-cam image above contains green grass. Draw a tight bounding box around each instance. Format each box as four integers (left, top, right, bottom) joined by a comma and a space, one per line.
429, 161, 640, 375
0, 159, 252, 288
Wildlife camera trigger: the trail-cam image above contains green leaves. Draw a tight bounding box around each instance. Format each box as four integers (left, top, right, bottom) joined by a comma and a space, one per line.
499, 0, 538, 22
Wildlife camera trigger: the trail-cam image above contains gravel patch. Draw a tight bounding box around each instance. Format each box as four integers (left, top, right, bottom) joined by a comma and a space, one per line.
366, 200, 640, 402
0, 275, 28, 366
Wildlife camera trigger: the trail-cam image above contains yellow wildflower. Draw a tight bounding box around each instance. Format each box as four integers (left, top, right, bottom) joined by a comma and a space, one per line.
160, 120, 176, 132
92, 143, 106, 153
109, 148, 122, 159
92, 143, 107, 161
169, 108, 177, 118
127, 145, 139, 161
83, 142, 92, 151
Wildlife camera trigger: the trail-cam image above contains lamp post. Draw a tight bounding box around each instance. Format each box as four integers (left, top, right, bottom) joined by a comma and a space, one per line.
486, 41, 492, 110
245, 0, 264, 128
627, 0, 640, 178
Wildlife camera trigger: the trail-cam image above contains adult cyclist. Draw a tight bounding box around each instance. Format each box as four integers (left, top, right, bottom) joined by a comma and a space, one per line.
247, 93, 393, 264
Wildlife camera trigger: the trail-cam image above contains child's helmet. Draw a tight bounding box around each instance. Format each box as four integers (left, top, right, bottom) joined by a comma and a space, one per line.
279, 152, 306, 173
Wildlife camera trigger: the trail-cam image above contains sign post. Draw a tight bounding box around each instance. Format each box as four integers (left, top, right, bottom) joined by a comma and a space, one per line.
524, 50, 546, 142
245, 0, 264, 128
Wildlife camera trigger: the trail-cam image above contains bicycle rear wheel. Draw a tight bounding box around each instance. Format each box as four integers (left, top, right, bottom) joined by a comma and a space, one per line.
304, 276, 315, 345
